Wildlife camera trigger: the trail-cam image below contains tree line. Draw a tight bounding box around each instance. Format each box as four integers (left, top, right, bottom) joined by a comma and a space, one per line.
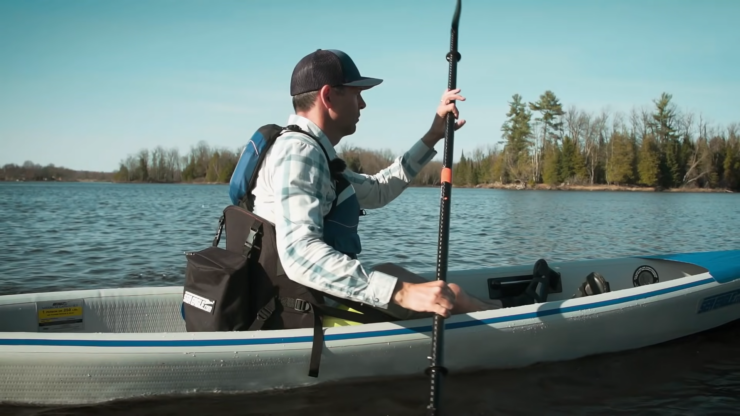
107, 136, 445, 187
456, 91, 740, 191
5, 91, 738, 191
108, 91, 738, 191
1, 161, 113, 182
109, 142, 241, 184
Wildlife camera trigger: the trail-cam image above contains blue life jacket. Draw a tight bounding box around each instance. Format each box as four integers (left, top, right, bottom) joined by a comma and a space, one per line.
228, 124, 364, 258
228, 124, 284, 207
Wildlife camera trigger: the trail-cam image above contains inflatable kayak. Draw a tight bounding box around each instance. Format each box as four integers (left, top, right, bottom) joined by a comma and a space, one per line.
1, 250, 739, 405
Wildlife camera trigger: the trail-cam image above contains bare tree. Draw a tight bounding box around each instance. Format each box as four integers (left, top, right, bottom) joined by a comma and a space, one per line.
166, 148, 181, 182
124, 155, 137, 181
583, 109, 609, 185
531, 119, 542, 183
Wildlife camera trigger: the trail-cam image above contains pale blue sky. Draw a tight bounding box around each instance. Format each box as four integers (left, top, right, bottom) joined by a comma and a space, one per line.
1, 0, 738, 172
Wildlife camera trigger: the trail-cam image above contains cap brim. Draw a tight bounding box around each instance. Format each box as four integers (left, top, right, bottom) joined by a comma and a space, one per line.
343, 77, 383, 89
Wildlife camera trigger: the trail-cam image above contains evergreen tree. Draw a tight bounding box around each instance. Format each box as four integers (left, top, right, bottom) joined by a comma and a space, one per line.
113, 164, 129, 182
206, 152, 220, 182
501, 94, 533, 183
559, 135, 587, 183
454, 151, 471, 186
542, 143, 561, 185
606, 131, 636, 185
572, 143, 588, 181
650, 93, 681, 187
724, 135, 740, 190
638, 134, 661, 186
705, 137, 723, 188
217, 158, 236, 183
468, 148, 486, 185
477, 152, 493, 184
501, 94, 532, 154
490, 152, 506, 183
529, 90, 565, 144
137, 150, 149, 182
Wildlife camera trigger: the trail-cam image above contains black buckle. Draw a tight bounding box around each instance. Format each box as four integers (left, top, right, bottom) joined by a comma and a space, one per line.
256, 307, 271, 320
359, 209, 367, 216
244, 225, 262, 256
293, 298, 310, 312
244, 226, 258, 248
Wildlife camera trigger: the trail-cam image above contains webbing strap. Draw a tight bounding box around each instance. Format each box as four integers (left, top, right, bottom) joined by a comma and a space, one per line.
307, 302, 383, 378
309, 311, 324, 378
248, 297, 276, 331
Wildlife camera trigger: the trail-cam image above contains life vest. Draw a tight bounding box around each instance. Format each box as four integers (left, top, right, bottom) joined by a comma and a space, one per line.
227, 124, 398, 376
229, 124, 367, 261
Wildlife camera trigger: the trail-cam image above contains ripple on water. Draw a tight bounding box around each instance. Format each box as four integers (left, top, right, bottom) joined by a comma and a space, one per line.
1, 320, 737, 416
1, 183, 739, 414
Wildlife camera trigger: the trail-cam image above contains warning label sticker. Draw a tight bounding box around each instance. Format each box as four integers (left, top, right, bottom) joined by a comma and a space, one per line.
37, 299, 85, 332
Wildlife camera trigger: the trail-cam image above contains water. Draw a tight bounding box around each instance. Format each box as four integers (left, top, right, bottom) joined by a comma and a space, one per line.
1, 182, 739, 415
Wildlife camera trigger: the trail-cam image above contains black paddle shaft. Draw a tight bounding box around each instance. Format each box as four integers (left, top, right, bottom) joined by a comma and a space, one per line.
426, 1, 461, 415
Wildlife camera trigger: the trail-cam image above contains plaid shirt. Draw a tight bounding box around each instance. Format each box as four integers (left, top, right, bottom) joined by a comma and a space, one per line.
251, 114, 437, 309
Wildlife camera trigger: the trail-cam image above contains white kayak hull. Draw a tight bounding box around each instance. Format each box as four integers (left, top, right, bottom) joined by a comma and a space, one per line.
1, 250, 740, 405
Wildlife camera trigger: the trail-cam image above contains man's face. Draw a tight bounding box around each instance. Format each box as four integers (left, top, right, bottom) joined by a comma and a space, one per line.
328, 86, 366, 137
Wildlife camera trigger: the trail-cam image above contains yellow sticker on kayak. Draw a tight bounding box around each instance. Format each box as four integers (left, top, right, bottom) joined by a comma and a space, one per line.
37, 299, 84, 332
38, 306, 82, 320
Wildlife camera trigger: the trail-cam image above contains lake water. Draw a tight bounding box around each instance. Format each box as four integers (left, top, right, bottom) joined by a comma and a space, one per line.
1, 182, 739, 415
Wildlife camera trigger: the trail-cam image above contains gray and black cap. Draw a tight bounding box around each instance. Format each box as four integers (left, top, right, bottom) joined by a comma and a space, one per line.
290, 49, 383, 96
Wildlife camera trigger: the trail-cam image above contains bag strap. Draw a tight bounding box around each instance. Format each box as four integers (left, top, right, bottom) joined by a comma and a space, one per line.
212, 214, 226, 247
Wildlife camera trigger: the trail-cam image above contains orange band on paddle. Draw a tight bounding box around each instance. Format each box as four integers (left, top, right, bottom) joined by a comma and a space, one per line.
441, 167, 452, 184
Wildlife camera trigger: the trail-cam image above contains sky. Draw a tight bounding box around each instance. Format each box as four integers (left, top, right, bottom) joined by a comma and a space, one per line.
1, 0, 738, 172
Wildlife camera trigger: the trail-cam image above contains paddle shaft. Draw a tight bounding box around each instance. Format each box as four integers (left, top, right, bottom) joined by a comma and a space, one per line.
426, 1, 461, 415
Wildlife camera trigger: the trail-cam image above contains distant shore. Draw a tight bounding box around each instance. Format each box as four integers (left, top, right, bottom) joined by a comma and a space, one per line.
466, 182, 734, 193
3, 178, 734, 193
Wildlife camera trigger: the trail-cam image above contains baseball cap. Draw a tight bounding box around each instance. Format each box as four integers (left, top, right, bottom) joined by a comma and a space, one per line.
290, 49, 383, 96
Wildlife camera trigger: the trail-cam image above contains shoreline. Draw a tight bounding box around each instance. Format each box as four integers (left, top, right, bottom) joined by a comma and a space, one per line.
2, 179, 734, 193
465, 183, 734, 193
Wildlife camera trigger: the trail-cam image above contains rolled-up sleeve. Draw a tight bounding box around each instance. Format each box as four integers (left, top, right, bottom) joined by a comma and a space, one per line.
271, 137, 399, 309
345, 139, 437, 209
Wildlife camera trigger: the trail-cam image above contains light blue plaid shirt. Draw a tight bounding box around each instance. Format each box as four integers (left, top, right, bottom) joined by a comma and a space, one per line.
251, 114, 437, 309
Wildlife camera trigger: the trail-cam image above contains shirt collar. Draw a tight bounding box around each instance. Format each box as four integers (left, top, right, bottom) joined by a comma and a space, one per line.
287, 114, 338, 160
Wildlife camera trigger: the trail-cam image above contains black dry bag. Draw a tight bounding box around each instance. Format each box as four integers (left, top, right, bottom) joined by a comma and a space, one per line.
182, 205, 272, 332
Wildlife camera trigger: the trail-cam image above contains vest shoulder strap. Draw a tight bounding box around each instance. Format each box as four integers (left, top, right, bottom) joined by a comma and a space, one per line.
239, 124, 346, 209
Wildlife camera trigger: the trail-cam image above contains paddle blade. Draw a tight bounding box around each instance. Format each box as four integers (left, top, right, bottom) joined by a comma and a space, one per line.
451, 0, 461, 32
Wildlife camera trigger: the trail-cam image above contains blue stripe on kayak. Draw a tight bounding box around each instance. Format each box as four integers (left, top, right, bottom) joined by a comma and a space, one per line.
640, 250, 740, 284
0, 277, 718, 348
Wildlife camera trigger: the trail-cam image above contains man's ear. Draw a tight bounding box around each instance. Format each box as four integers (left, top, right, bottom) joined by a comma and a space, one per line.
318, 85, 333, 109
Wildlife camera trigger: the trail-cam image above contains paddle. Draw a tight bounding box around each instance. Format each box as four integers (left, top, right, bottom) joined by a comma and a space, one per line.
425, 0, 462, 415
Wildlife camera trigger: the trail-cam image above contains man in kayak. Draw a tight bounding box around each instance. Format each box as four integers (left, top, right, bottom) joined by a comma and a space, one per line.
247, 49, 540, 324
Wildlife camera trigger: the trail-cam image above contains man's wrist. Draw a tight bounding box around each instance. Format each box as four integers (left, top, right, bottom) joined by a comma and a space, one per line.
392, 280, 410, 306
421, 131, 441, 148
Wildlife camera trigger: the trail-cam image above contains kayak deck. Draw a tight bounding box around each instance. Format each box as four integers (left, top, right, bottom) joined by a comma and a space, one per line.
0, 253, 728, 335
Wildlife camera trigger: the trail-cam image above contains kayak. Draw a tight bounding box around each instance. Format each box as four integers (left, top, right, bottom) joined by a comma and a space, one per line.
1, 250, 739, 405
